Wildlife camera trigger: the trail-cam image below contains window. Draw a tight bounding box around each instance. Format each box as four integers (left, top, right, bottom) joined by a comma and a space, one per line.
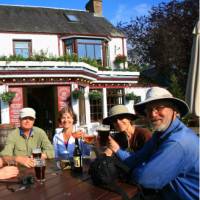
107, 89, 124, 114
13, 40, 31, 58
64, 38, 104, 65
65, 39, 74, 55
77, 39, 102, 64
90, 89, 103, 122
64, 14, 79, 22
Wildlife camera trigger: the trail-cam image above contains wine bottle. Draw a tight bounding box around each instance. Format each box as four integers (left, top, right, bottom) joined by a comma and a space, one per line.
73, 138, 82, 173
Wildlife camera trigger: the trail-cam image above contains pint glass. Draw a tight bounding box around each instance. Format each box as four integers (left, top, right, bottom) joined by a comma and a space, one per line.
34, 159, 46, 183
97, 124, 110, 147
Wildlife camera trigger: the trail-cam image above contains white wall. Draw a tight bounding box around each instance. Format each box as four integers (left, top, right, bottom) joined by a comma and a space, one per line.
108, 37, 127, 69
0, 33, 59, 57
125, 87, 150, 102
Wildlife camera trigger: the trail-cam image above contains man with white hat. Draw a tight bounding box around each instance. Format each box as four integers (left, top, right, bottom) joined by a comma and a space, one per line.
1, 107, 54, 168
108, 87, 199, 200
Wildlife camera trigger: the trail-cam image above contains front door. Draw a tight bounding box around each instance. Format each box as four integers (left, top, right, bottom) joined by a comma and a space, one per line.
25, 86, 56, 141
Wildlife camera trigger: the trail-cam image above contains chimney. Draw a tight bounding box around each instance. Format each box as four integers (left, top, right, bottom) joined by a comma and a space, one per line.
85, 0, 102, 17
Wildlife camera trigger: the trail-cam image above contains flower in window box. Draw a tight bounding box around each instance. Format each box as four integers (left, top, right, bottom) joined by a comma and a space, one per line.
0, 91, 16, 103
71, 89, 84, 99
114, 54, 127, 64
89, 90, 102, 101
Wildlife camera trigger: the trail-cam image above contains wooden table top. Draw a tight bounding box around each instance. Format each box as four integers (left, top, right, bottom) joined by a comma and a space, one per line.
0, 160, 138, 200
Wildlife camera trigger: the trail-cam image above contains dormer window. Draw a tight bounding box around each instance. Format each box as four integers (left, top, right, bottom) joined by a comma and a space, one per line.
64, 14, 79, 22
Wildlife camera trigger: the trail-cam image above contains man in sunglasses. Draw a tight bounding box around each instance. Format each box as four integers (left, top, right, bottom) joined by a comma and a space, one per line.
108, 87, 199, 200
1, 107, 54, 168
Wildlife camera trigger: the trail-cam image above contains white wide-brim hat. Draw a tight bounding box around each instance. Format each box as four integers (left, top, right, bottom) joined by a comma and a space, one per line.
103, 105, 137, 125
19, 107, 36, 119
134, 87, 189, 117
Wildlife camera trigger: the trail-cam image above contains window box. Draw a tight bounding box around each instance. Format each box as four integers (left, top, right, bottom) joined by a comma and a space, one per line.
114, 54, 127, 64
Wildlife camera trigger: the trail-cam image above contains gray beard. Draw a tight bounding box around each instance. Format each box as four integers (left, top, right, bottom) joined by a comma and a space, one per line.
150, 121, 171, 132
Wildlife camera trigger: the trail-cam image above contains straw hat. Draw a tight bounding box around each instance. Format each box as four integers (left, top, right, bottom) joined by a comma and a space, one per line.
134, 87, 189, 117
19, 107, 36, 119
102, 105, 137, 125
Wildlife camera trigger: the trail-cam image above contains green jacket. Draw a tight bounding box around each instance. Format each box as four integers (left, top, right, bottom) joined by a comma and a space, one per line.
0, 126, 54, 159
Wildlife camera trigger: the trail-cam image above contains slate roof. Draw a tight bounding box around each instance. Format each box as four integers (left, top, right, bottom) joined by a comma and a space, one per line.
0, 5, 124, 37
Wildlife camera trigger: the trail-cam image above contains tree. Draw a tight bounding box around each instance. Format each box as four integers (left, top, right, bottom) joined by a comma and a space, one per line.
117, 0, 199, 95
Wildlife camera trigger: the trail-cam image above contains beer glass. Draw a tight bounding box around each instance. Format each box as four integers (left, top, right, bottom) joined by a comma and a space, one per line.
32, 148, 42, 159
97, 124, 110, 147
34, 159, 46, 183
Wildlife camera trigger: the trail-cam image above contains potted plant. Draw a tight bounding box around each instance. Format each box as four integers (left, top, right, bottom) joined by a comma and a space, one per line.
125, 92, 140, 103
89, 90, 102, 101
0, 91, 16, 103
114, 54, 127, 64
71, 88, 84, 99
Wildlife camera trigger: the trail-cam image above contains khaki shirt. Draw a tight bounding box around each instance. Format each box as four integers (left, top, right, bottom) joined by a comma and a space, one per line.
0, 126, 54, 158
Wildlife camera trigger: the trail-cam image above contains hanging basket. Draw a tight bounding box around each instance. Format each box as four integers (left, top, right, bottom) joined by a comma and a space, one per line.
71, 89, 84, 99
0, 91, 16, 103
89, 90, 102, 101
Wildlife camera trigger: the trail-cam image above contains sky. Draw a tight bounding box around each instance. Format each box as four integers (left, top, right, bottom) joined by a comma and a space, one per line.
0, 0, 170, 25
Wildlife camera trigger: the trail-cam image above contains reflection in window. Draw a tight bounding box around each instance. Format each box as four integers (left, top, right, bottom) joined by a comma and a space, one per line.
65, 39, 73, 55
90, 89, 103, 122
77, 39, 102, 64
13, 40, 31, 58
107, 89, 124, 114
64, 38, 105, 66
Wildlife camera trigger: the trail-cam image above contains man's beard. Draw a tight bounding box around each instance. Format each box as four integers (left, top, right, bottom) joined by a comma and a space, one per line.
150, 120, 171, 132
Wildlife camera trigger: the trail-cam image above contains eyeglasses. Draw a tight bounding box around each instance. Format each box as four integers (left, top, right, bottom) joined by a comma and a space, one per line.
145, 105, 166, 114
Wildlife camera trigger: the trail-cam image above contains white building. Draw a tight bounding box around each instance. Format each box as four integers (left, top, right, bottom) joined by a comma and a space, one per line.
0, 1, 149, 135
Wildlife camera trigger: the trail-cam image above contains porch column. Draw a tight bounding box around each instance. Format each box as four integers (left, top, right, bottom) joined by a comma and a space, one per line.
0, 85, 10, 124
71, 83, 80, 126
102, 88, 107, 118
85, 86, 91, 125
0, 102, 10, 124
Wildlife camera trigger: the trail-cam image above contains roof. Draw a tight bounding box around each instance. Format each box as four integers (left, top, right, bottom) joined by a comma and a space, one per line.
0, 5, 124, 37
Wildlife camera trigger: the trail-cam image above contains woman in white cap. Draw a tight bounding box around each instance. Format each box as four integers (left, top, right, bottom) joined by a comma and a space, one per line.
108, 87, 199, 200
103, 105, 151, 152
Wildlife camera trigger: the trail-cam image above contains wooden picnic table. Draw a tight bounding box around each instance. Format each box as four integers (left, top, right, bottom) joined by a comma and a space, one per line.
0, 160, 139, 200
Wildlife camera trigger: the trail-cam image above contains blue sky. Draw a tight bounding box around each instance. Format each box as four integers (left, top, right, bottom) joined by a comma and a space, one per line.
0, 0, 170, 25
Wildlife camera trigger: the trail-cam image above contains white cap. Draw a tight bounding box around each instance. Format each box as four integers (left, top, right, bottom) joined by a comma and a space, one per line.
19, 107, 36, 119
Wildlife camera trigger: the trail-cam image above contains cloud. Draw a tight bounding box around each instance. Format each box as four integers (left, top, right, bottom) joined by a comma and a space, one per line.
111, 3, 151, 25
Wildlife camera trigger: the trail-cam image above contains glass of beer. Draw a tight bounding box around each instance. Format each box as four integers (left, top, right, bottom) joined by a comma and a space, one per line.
83, 134, 96, 145
32, 148, 42, 159
97, 124, 110, 147
34, 159, 46, 183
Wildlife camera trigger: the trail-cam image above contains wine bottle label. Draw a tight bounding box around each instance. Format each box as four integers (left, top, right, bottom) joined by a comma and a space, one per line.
73, 156, 81, 167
